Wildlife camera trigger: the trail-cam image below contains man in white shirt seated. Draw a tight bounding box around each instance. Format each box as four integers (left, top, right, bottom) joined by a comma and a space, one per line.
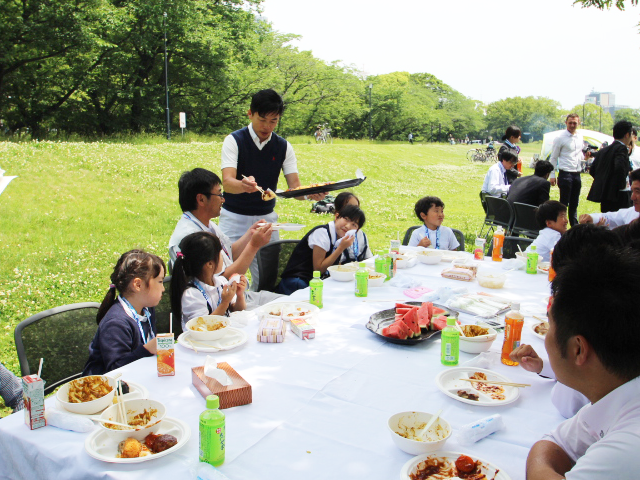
168, 168, 282, 308
579, 168, 640, 229
480, 148, 518, 197
526, 244, 640, 479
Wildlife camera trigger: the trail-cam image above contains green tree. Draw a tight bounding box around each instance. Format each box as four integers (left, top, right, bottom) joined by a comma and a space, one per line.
485, 96, 564, 140
614, 107, 640, 125
571, 103, 614, 133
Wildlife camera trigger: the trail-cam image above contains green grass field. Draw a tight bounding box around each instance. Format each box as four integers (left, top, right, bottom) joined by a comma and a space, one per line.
0, 139, 598, 415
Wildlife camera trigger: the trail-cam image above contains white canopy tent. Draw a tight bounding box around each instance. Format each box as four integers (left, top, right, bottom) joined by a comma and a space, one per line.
540, 129, 614, 161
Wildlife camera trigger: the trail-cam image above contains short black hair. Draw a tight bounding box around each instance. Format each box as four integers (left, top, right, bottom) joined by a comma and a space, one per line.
535, 200, 566, 229
502, 125, 522, 141
613, 218, 640, 245
178, 168, 222, 212
612, 120, 633, 140
250, 89, 284, 117
414, 196, 444, 222
534, 160, 554, 177
552, 224, 622, 273
551, 244, 640, 380
630, 168, 640, 184
337, 205, 365, 229
498, 148, 518, 163
334, 191, 359, 212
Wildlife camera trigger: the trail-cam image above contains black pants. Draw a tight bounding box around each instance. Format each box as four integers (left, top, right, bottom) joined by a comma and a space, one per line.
557, 171, 581, 226
601, 191, 631, 214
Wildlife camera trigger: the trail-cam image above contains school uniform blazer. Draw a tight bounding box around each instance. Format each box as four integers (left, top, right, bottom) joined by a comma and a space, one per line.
506, 175, 551, 207
587, 141, 630, 203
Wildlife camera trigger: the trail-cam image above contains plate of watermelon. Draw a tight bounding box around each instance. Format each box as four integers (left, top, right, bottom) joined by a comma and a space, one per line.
365, 302, 457, 345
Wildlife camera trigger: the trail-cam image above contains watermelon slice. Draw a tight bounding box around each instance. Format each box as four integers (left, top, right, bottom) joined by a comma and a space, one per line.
401, 307, 421, 337
396, 307, 411, 316
432, 306, 447, 316
394, 314, 403, 321
393, 319, 411, 339
395, 303, 415, 310
382, 323, 409, 340
425, 302, 433, 319
417, 303, 431, 330
432, 315, 460, 331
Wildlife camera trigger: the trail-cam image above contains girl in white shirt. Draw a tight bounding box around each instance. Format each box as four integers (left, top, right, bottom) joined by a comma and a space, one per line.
170, 232, 247, 330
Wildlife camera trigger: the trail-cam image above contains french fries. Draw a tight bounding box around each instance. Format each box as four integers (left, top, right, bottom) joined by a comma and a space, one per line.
68, 376, 113, 403
189, 316, 226, 332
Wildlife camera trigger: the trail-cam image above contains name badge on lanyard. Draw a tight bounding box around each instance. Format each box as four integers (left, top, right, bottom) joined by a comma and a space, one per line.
192, 278, 222, 312
426, 226, 441, 250
118, 296, 154, 344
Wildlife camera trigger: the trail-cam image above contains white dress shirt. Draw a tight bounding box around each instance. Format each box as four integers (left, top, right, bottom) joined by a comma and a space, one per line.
481, 162, 510, 196
542, 375, 640, 479
168, 212, 233, 269
539, 362, 589, 419
408, 225, 460, 250
549, 130, 585, 179
308, 222, 337, 252
590, 206, 639, 229
221, 123, 298, 175
525, 227, 561, 262
630, 146, 640, 171
180, 276, 236, 330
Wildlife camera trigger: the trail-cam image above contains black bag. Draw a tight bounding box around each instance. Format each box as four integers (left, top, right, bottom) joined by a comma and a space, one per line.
310, 194, 336, 214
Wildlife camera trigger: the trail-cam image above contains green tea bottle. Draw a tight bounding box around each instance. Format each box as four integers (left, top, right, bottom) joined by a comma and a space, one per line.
199, 394, 225, 466
440, 317, 459, 366
526, 245, 538, 275
309, 271, 323, 308
355, 262, 368, 297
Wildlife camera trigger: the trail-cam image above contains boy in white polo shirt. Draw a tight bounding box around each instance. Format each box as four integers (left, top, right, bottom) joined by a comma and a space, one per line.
525, 200, 568, 262
408, 196, 459, 250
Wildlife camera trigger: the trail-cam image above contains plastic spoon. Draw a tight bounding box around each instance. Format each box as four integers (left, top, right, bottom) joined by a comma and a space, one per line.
419, 409, 443, 440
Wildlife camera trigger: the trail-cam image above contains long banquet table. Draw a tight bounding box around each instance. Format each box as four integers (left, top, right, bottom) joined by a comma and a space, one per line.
0, 251, 566, 480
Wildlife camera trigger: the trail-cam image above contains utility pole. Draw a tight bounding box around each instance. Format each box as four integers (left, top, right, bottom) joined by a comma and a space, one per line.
163, 12, 171, 140
368, 84, 372, 140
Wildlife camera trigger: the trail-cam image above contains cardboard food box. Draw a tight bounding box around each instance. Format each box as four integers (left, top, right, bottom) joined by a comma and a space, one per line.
257, 317, 286, 343
192, 363, 252, 409
22, 375, 46, 430
290, 318, 315, 340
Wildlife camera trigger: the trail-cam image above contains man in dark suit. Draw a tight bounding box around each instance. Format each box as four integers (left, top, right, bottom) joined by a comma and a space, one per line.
587, 121, 634, 213
507, 160, 554, 206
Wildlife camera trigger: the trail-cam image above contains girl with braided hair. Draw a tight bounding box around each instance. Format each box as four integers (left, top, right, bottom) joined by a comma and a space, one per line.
83, 250, 166, 375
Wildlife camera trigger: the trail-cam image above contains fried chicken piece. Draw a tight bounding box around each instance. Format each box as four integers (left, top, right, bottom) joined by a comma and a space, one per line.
118, 437, 143, 458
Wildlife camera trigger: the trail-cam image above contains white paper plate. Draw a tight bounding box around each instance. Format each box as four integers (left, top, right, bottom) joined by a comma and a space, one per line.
530, 321, 548, 340
177, 327, 247, 352
257, 222, 305, 231
85, 416, 190, 463
55, 381, 149, 418
254, 301, 319, 322
400, 451, 511, 480
435, 367, 520, 406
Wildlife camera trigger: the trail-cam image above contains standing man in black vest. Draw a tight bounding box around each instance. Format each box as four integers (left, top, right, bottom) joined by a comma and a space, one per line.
220, 89, 326, 290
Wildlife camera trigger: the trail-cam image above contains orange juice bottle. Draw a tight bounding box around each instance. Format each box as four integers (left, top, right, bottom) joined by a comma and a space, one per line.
548, 248, 556, 282
491, 227, 505, 262
501, 303, 524, 365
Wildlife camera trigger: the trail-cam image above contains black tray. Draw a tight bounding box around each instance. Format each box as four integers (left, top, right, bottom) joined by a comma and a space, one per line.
365, 302, 456, 345
276, 177, 366, 198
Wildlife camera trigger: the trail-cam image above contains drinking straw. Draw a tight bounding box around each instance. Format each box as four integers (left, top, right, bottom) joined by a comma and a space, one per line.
37, 358, 43, 378
169, 313, 173, 334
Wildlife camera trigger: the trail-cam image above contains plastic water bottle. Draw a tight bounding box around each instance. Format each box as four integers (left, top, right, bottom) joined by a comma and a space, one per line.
195, 462, 230, 480
440, 317, 459, 366
199, 395, 225, 466
457, 414, 505, 445
526, 245, 538, 274
355, 262, 368, 297
309, 271, 323, 308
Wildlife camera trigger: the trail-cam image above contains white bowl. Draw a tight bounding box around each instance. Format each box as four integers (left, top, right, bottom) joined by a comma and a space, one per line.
476, 271, 506, 289
185, 315, 229, 341
538, 262, 551, 274
99, 398, 166, 442
56, 375, 117, 415
388, 411, 451, 455
327, 265, 356, 281
395, 255, 416, 269
368, 272, 387, 287
416, 250, 444, 265
459, 326, 498, 354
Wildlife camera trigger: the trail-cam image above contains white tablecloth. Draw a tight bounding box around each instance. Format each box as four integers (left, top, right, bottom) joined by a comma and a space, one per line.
0, 253, 565, 480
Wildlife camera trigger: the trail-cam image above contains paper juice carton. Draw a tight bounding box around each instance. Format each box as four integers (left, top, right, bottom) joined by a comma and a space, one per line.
22, 375, 46, 430
290, 318, 315, 340
157, 333, 175, 376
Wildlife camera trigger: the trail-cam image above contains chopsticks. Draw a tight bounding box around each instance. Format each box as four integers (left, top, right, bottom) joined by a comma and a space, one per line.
117, 380, 127, 424
98, 418, 135, 429
459, 378, 530, 388
241, 175, 265, 194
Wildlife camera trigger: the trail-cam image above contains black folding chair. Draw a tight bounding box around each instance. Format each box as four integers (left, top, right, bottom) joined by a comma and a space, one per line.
482, 196, 514, 240
512, 202, 540, 239
14, 303, 100, 394
256, 240, 300, 292
487, 236, 534, 259
155, 275, 181, 336
402, 226, 421, 246
451, 228, 465, 252
479, 191, 488, 214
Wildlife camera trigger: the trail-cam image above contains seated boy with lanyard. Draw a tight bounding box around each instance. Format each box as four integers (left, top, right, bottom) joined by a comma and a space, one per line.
277, 205, 366, 295
408, 196, 459, 250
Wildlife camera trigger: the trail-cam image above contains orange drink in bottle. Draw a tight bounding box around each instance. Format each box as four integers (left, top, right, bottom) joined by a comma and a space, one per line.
501, 303, 524, 366
492, 227, 505, 262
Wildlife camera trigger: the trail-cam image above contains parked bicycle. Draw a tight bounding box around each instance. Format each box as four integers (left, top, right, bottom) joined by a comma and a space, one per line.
314, 123, 332, 144
467, 148, 487, 162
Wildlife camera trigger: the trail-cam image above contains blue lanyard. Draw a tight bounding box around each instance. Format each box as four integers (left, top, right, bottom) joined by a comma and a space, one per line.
504, 139, 521, 154
182, 213, 231, 261
192, 278, 222, 311
353, 233, 359, 259
119, 296, 153, 344
425, 226, 441, 250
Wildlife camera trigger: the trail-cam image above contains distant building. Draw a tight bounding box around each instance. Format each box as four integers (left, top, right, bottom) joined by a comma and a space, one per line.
584, 90, 628, 116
